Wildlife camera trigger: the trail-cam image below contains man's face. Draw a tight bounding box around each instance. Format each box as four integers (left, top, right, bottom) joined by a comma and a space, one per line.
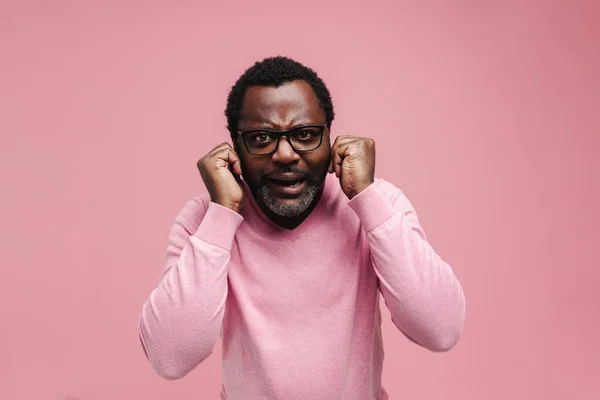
234, 80, 331, 218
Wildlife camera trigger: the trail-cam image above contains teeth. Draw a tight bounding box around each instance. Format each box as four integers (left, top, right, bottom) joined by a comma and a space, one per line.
272, 179, 302, 186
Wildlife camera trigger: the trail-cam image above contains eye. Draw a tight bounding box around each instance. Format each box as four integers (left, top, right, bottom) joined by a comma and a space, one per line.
247, 132, 274, 146
295, 129, 316, 140
255, 134, 270, 143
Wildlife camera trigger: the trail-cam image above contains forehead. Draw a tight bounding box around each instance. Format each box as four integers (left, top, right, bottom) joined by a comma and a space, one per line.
239, 80, 324, 128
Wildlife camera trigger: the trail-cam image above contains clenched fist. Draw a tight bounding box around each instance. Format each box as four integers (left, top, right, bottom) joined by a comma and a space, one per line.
197, 143, 244, 214
328, 136, 376, 200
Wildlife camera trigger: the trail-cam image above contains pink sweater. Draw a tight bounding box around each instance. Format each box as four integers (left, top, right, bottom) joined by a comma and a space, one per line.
138, 174, 466, 399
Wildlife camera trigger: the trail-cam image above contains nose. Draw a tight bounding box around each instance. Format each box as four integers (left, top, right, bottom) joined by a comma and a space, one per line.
271, 136, 300, 164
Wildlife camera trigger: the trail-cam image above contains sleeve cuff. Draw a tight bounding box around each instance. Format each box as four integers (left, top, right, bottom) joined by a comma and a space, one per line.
348, 182, 397, 232
193, 202, 244, 250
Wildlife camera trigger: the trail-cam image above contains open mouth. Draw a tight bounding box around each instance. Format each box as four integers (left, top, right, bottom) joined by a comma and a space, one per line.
268, 178, 306, 187
266, 177, 308, 195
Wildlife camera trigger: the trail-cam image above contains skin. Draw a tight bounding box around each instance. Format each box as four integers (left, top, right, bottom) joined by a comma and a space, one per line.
234, 80, 331, 229
197, 79, 376, 230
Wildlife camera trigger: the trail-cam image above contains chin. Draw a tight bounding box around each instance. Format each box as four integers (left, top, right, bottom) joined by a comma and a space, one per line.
261, 190, 315, 217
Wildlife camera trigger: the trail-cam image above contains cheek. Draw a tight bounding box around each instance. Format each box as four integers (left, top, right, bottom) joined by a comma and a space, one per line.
240, 157, 265, 181
307, 147, 331, 171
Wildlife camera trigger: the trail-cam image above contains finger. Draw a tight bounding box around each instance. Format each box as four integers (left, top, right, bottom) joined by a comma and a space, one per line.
328, 140, 336, 174
199, 143, 228, 167
335, 140, 358, 178
329, 135, 343, 174
330, 136, 358, 176
209, 142, 234, 155
332, 135, 356, 146
332, 146, 344, 178
213, 147, 243, 176
225, 148, 243, 177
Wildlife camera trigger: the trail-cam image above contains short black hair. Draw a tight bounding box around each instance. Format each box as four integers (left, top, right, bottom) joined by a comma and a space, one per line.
225, 56, 335, 139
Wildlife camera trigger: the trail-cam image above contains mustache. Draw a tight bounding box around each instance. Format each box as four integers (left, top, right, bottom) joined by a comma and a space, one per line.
261, 167, 321, 184
264, 167, 310, 177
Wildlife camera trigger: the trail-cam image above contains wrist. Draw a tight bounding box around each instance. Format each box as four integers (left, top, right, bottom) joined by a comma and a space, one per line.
348, 180, 374, 200
215, 199, 242, 214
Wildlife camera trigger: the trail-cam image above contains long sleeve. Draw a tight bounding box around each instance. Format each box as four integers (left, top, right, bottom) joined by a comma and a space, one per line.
138, 198, 244, 379
348, 179, 466, 352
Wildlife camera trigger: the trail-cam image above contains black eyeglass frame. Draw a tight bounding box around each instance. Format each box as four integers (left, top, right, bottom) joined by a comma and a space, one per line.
236, 124, 327, 156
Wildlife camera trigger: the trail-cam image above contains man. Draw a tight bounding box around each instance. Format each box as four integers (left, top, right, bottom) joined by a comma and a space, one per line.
138, 56, 466, 400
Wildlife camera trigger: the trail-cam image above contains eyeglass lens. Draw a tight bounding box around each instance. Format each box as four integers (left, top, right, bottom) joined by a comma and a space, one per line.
245, 127, 323, 154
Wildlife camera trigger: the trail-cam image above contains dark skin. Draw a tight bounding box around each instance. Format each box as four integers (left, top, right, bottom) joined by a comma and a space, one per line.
197, 80, 376, 230
234, 80, 331, 230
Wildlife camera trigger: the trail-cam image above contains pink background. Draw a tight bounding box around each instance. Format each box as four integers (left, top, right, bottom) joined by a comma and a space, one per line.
1, 1, 599, 399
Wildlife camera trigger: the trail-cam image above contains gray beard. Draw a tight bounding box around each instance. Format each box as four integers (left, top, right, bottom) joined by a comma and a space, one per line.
256, 181, 321, 217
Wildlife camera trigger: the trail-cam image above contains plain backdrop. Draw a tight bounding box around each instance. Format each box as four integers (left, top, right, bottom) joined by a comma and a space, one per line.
1, 1, 599, 399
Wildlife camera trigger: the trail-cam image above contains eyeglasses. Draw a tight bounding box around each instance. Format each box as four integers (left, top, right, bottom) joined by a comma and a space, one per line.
236, 124, 326, 156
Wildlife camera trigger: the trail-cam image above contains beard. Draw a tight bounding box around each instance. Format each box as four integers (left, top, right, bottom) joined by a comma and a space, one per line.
249, 166, 328, 218
256, 180, 321, 217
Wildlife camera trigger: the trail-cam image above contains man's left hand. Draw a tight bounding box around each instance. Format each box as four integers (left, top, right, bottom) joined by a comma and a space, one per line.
328, 135, 376, 200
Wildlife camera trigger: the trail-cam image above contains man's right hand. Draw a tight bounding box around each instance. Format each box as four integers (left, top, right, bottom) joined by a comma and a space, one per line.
197, 143, 244, 214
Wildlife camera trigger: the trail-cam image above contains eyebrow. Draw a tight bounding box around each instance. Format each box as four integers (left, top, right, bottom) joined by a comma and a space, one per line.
239, 122, 322, 131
